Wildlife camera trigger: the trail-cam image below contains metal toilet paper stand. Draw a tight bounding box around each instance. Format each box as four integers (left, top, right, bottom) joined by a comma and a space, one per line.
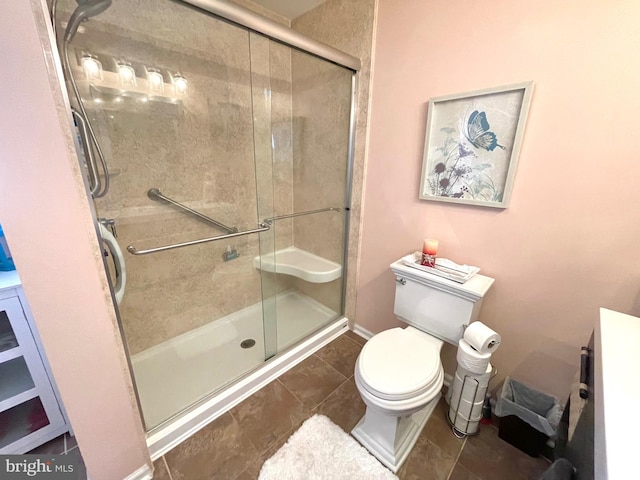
446, 366, 497, 438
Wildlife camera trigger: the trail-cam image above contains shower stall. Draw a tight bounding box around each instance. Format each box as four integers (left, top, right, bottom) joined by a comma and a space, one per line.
51, 0, 358, 456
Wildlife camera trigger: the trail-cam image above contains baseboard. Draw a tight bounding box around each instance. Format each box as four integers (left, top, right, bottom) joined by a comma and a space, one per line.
351, 323, 374, 340
123, 464, 153, 480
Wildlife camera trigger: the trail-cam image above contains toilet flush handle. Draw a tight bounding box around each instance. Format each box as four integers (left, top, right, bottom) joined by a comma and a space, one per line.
396, 277, 406, 285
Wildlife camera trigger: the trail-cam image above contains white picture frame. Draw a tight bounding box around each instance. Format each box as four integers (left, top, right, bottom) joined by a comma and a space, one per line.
419, 82, 534, 208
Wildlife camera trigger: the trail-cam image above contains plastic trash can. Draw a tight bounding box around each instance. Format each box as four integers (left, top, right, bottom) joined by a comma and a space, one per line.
494, 376, 563, 457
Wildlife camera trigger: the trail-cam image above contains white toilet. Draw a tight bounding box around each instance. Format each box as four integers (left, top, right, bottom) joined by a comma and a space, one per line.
351, 258, 494, 472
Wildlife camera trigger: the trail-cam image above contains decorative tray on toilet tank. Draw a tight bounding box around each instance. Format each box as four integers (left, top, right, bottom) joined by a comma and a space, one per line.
402, 252, 479, 283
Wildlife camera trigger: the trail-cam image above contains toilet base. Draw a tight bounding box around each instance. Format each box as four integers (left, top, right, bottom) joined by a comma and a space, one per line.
351, 393, 441, 473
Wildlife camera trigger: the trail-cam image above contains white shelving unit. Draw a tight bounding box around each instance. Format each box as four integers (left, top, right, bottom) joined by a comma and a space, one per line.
0, 270, 69, 453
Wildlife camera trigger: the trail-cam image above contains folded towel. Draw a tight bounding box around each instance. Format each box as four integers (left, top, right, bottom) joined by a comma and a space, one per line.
401, 252, 479, 283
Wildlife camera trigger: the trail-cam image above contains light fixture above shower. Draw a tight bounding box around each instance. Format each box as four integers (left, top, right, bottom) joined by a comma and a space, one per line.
81, 53, 103, 81
116, 61, 136, 87
73, 52, 188, 103
145, 67, 165, 94
171, 73, 188, 96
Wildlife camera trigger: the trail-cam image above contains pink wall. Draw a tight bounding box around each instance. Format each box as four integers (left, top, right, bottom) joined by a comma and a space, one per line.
0, 1, 150, 478
357, 0, 640, 380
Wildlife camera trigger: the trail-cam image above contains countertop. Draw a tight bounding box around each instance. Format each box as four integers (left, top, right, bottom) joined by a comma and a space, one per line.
0, 269, 21, 291
596, 308, 640, 479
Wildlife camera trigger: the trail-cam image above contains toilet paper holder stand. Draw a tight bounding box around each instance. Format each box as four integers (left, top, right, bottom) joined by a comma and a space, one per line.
447, 365, 498, 438
447, 374, 482, 438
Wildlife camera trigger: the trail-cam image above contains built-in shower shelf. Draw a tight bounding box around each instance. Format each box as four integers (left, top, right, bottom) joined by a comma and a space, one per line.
253, 247, 341, 283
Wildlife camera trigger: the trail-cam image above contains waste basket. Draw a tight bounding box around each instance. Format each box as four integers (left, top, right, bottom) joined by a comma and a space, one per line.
494, 376, 563, 457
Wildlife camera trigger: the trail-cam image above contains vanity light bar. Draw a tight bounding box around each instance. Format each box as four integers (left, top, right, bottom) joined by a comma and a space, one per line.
78, 52, 188, 99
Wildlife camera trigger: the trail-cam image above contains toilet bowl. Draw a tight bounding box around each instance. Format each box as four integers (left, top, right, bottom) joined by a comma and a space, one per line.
352, 327, 444, 472
351, 258, 494, 473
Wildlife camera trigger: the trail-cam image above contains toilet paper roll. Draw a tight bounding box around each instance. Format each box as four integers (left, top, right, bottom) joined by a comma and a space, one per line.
464, 322, 501, 354
455, 363, 493, 386
456, 339, 491, 374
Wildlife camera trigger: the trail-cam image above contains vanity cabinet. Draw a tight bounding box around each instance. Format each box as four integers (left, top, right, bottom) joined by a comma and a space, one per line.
0, 270, 69, 453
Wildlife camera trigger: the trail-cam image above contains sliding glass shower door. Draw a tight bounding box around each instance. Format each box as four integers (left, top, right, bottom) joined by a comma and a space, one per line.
55, 0, 353, 432
251, 34, 353, 359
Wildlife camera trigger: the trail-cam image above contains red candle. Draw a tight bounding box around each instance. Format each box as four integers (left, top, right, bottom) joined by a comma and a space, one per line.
423, 239, 438, 255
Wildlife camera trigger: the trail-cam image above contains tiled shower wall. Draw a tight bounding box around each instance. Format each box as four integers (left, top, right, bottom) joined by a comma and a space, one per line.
57, 0, 295, 354
292, 0, 377, 323
56, 0, 376, 355
289, 50, 352, 314
57, 0, 373, 355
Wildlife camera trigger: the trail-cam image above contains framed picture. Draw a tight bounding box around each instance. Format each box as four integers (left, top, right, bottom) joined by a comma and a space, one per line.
419, 82, 534, 208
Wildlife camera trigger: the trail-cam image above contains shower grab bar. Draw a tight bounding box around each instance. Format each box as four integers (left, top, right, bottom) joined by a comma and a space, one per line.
263, 207, 342, 225
147, 188, 238, 234
127, 223, 270, 256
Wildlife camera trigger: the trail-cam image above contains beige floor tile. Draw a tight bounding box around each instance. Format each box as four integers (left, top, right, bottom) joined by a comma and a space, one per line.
235, 459, 262, 480
152, 458, 172, 480
313, 377, 366, 433
398, 436, 457, 480
419, 397, 466, 458
457, 424, 550, 480
149, 335, 552, 480
164, 412, 259, 480
278, 354, 347, 409
345, 329, 367, 346
315, 333, 363, 378
230, 380, 309, 454
448, 463, 483, 480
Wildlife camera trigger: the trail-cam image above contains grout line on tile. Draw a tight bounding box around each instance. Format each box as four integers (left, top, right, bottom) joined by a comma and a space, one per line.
446, 432, 468, 480
311, 376, 350, 414
343, 332, 365, 348
283, 354, 349, 411
228, 407, 238, 423
275, 377, 307, 408
162, 456, 175, 480
65, 445, 78, 455
312, 352, 349, 382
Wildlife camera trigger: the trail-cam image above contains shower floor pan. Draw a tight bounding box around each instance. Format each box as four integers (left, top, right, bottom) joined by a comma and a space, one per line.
131, 289, 338, 434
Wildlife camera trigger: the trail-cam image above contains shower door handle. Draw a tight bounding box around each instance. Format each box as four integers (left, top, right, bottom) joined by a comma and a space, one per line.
126, 223, 271, 256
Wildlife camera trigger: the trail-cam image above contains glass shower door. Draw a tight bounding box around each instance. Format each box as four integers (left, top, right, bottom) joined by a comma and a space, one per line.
250, 35, 354, 357
56, 0, 355, 433
55, 0, 277, 431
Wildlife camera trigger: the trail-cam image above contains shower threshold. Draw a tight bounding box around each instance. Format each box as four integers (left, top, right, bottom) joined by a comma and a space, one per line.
133, 290, 348, 459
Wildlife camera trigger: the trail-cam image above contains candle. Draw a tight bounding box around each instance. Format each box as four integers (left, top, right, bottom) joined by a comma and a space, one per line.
424, 239, 438, 255
421, 239, 438, 267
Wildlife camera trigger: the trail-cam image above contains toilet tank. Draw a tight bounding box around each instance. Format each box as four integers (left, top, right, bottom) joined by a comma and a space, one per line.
390, 259, 494, 345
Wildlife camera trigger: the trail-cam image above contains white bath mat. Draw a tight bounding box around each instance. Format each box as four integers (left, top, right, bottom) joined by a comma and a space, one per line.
259, 414, 398, 480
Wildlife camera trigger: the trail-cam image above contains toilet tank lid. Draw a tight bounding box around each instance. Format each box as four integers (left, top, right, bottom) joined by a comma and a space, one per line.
390, 259, 494, 301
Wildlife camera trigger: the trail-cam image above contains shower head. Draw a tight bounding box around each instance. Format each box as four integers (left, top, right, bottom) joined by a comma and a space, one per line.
63, 0, 112, 43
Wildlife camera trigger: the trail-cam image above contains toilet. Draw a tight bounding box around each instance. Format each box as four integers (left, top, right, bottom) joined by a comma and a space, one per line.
351, 258, 494, 472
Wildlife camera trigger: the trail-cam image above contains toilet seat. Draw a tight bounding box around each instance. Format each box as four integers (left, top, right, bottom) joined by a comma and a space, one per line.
357, 327, 441, 401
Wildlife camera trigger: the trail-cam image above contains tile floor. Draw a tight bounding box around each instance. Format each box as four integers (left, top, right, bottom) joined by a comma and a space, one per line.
27, 431, 87, 478
150, 330, 552, 480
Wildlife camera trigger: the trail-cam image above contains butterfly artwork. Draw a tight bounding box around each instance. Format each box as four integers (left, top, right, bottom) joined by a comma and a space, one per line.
464, 110, 505, 152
